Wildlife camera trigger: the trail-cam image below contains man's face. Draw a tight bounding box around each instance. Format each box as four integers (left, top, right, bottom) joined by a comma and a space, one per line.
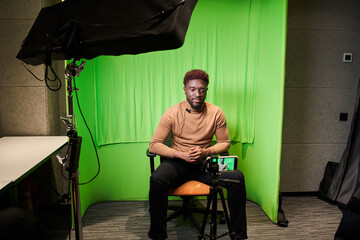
184, 79, 208, 110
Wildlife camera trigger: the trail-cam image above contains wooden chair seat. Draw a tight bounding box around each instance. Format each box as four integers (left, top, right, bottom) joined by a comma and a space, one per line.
168, 180, 210, 196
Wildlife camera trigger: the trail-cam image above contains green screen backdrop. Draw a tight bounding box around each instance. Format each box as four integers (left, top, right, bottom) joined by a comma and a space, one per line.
73, 0, 287, 223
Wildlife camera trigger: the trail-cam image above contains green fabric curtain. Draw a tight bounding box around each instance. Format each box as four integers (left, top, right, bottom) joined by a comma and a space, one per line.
93, 0, 260, 146
74, 0, 287, 224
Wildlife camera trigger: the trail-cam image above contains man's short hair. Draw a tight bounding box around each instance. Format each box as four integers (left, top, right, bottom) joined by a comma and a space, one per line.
183, 69, 209, 86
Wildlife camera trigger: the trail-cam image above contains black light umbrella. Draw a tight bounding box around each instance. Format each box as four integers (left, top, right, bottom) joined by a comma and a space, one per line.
17, 0, 197, 66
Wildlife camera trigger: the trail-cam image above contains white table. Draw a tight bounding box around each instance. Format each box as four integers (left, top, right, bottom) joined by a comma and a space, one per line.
0, 136, 68, 191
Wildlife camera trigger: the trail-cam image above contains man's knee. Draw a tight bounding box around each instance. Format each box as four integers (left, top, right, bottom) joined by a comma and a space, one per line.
150, 172, 161, 186
234, 170, 245, 182
150, 170, 170, 191
226, 169, 244, 183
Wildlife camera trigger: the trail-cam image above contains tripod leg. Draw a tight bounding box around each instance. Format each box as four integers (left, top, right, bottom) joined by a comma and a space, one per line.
210, 188, 218, 240
198, 189, 213, 240
219, 189, 234, 239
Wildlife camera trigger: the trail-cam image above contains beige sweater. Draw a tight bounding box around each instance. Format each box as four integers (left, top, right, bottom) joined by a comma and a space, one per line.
149, 100, 231, 158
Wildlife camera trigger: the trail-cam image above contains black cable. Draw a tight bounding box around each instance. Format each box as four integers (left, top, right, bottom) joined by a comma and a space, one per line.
20, 42, 98, 184
71, 76, 101, 185
19, 38, 62, 91
44, 64, 62, 91
19, 38, 45, 82
30, 176, 62, 200
46, 65, 58, 82
20, 58, 44, 82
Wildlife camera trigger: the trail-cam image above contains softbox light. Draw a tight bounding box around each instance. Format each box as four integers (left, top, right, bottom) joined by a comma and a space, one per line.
17, 0, 198, 66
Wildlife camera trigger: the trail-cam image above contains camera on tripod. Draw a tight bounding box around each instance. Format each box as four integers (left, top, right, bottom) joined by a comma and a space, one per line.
206, 156, 220, 175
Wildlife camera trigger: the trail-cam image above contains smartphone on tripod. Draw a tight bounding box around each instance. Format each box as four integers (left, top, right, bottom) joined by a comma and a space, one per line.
207, 156, 238, 172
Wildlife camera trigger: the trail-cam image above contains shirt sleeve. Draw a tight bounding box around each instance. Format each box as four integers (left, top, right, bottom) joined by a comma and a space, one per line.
149, 110, 177, 158
205, 109, 231, 155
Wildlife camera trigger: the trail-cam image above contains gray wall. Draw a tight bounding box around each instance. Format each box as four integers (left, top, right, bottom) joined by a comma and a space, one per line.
280, 0, 360, 192
0, 0, 65, 137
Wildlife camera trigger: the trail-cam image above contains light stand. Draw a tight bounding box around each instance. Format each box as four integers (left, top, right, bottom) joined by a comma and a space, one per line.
61, 60, 86, 240
198, 157, 235, 240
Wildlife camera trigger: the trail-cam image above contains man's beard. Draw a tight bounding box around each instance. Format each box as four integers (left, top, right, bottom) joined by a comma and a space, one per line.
188, 98, 204, 109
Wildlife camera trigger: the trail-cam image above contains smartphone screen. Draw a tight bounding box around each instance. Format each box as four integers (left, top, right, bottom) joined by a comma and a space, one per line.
217, 156, 238, 171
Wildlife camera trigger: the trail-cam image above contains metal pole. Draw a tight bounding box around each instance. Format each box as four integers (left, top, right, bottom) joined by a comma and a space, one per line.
63, 60, 86, 240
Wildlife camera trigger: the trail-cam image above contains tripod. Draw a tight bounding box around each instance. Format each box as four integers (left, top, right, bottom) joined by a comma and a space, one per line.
198, 161, 235, 240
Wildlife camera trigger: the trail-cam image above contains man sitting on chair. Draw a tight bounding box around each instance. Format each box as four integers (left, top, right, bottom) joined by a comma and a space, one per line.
148, 69, 247, 240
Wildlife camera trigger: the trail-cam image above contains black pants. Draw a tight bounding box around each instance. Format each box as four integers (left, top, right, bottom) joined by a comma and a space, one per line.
149, 158, 247, 239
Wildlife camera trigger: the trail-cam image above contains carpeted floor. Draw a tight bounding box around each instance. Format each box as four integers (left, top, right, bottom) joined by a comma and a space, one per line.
43, 196, 342, 240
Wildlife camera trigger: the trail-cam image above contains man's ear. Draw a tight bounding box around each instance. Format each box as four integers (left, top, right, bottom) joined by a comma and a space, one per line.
183, 86, 186, 93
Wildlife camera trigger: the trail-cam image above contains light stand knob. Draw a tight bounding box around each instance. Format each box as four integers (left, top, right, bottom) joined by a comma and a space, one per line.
56, 154, 66, 166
